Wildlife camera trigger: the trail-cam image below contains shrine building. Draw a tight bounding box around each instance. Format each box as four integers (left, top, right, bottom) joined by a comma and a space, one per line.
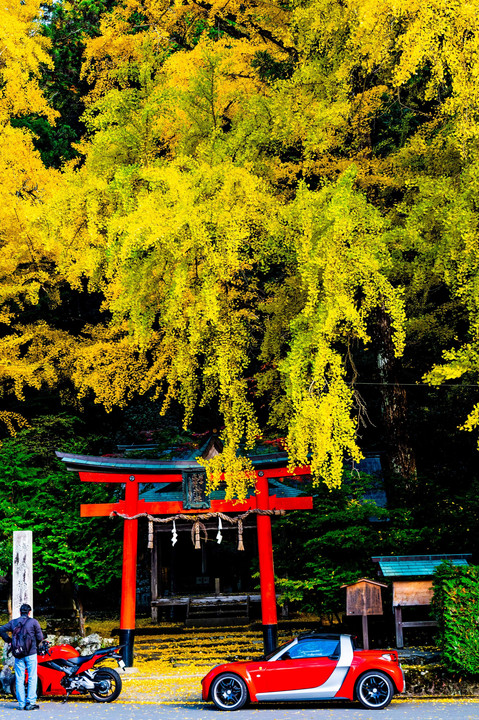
57, 434, 314, 665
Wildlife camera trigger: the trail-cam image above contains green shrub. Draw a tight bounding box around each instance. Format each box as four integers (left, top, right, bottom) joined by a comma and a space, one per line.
432, 562, 479, 674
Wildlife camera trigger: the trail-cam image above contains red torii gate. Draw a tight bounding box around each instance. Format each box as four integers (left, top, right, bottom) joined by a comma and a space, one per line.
56, 451, 313, 665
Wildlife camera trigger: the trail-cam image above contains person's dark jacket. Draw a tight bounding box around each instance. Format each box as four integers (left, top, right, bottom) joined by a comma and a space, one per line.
0, 615, 44, 657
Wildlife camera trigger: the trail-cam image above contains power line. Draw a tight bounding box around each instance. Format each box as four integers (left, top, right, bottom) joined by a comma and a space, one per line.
350, 382, 479, 388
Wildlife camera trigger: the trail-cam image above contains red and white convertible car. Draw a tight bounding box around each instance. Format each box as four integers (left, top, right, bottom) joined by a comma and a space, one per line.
202, 633, 405, 710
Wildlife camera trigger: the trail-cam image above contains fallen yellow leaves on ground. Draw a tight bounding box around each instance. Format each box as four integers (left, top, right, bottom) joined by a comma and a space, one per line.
116, 627, 301, 703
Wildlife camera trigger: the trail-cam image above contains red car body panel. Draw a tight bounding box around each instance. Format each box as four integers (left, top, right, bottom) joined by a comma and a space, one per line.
247, 657, 335, 696
338, 650, 405, 699
201, 634, 405, 705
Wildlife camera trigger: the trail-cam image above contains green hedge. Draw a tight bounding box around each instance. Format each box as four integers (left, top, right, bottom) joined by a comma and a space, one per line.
432, 562, 479, 674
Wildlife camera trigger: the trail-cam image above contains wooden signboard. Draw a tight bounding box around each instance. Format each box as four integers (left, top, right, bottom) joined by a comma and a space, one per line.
182, 471, 210, 509
393, 580, 434, 607
392, 580, 437, 647
342, 579, 387, 650
346, 580, 385, 616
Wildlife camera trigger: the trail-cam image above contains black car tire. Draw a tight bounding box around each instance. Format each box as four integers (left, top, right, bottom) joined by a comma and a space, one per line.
211, 673, 248, 711
356, 670, 394, 709
89, 667, 122, 703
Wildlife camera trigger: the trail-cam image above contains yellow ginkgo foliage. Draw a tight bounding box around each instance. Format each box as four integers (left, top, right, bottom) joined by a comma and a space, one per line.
6, 0, 479, 496
0, 0, 60, 431
43, 127, 405, 497
22, 0, 409, 496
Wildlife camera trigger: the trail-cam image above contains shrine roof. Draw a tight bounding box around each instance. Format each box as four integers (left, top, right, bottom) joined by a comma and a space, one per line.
55, 450, 296, 474
340, 578, 388, 589
372, 554, 471, 577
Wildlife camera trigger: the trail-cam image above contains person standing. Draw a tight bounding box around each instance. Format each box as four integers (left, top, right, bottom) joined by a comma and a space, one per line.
0, 603, 44, 710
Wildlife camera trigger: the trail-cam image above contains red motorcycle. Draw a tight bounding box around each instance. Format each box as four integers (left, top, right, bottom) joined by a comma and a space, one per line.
8, 640, 125, 703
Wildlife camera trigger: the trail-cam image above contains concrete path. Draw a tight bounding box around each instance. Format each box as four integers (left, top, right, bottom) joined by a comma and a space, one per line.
1, 698, 479, 720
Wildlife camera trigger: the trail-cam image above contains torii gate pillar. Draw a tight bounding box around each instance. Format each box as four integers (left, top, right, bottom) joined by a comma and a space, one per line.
119, 480, 139, 666
256, 472, 278, 654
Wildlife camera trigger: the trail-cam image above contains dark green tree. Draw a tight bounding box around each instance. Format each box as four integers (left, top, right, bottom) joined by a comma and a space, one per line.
273, 470, 479, 618
0, 415, 122, 631
12, 0, 114, 167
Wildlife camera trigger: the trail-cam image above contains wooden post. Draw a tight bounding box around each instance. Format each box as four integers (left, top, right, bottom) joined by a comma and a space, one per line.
362, 614, 369, 650
395, 605, 404, 648
151, 530, 159, 623
256, 472, 278, 655
12, 531, 33, 618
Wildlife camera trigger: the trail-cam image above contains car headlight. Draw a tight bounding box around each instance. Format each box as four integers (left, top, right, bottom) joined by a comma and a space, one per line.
380, 653, 393, 662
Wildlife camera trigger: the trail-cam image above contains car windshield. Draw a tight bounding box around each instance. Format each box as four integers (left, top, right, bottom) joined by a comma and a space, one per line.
264, 640, 294, 660
288, 638, 340, 659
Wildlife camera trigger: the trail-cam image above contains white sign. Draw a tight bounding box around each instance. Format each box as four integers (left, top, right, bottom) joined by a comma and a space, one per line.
12, 531, 33, 618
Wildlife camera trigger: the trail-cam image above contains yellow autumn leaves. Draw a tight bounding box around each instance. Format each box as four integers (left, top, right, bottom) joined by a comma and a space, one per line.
1, 0, 479, 493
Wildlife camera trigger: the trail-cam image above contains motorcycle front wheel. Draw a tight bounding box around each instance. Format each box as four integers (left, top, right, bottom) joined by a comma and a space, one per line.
89, 667, 122, 703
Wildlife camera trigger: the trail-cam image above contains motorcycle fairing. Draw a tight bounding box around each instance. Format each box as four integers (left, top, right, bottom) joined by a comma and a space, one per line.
40, 659, 76, 674
43, 645, 123, 670
90, 646, 124, 666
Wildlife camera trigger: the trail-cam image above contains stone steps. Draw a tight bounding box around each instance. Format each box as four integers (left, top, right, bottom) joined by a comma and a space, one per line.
133, 627, 298, 665
186, 599, 251, 627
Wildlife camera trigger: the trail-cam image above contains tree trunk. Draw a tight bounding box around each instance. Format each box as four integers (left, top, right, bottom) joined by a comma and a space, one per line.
72, 585, 86, 637
373, 306, 417, 503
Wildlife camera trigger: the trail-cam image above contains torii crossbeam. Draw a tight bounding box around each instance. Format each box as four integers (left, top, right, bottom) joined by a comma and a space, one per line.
57, 451, 313, 665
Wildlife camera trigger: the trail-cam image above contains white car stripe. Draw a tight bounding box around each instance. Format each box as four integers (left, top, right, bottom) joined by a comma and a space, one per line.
256, 635, 354, 702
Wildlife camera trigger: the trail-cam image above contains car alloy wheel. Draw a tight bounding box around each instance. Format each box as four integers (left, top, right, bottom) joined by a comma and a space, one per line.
211, 673, 248, 711
356, 670, 394, 709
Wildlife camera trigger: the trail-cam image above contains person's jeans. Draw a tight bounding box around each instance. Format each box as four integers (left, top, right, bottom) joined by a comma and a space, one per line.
14, 654, 37, 708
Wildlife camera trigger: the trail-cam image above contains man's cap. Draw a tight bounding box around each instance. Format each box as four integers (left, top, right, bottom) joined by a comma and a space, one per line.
19, 603, 31, 615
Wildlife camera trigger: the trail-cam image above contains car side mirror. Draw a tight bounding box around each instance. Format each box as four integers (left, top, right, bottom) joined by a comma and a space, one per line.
280, 652, 291, 661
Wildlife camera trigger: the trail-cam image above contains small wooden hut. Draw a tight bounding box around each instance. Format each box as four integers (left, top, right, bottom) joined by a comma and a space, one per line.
372, 554, 471, 647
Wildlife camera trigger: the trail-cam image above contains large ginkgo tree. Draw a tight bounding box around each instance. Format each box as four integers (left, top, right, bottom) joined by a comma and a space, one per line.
1, 0, 479, 501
